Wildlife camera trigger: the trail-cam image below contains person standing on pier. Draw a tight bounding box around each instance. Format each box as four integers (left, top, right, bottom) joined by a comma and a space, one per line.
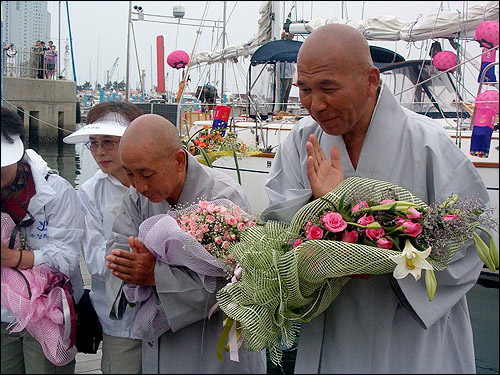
1, 106, 85, 373
63, 102, 143, 374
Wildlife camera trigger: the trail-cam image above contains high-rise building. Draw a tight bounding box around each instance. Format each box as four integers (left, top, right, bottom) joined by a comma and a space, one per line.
2, 1, 51, 52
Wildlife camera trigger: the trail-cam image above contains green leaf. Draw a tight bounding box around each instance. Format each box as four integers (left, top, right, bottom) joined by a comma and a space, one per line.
195, 145, 213, 167
217, 315, 234, 362
230, 142, 242, 185
477, 226, 499, 269
338, 192, 347, 211
472, 232, 496, 272
388, 203, 397, 215
425, 269, 437, 302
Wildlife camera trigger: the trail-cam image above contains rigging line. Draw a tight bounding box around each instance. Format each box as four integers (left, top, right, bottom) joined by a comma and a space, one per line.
176, 1, 211, 108
2, 99, 74, 134
413, 5, 444, 86
395, 46, 497, 97
130, 22, 143, 94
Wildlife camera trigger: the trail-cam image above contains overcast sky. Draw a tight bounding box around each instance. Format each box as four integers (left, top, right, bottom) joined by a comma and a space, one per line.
47, 1, 491, 96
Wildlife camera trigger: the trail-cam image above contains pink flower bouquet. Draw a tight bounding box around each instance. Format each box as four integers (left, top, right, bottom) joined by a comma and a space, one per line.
214, 177, 498, 365
122, 198, 256, 340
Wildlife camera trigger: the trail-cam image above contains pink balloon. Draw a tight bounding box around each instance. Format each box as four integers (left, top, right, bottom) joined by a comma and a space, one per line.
475, 20, 499, 49
167, 50, 189, 69
475, 90, 499, 113
432, 51, 458, 71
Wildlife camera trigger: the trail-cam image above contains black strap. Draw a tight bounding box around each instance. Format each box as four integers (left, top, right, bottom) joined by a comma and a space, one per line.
12, 268, 32, 299
8, 225, 20, 250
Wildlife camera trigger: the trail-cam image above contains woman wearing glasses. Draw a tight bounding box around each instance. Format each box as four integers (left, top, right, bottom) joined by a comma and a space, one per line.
63, 102, 143, 374
1, 106, 85, 373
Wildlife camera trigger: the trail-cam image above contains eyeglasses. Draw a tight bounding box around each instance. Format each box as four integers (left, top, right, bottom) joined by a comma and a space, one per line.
84, 140, 119, 151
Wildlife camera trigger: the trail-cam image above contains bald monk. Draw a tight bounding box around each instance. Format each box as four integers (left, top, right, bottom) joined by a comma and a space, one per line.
261, 24, 490, 373
104, 114, 266, 374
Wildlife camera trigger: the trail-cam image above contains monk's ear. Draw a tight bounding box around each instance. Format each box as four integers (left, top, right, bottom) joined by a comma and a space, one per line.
366, 66, 380, 97
173, 149, 186, 171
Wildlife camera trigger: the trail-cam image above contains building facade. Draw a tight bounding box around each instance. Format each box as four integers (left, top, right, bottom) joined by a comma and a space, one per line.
2, 1, 51, 52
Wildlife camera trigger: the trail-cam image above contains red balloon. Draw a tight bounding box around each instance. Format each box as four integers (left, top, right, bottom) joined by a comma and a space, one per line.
432, 51, 458, 72
475, 20, 499, 49
167, 50, 189, 69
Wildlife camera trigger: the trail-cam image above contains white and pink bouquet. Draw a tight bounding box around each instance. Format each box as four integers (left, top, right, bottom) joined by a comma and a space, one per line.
122, 199, 256, 340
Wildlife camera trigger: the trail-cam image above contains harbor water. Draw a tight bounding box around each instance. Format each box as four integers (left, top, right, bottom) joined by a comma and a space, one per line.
33, 141, 498, 374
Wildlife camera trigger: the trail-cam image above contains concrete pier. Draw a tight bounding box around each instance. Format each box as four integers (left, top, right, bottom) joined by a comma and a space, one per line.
2, 77, 78, 145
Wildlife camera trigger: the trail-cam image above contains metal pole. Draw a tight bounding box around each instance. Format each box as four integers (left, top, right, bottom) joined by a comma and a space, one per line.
125, 1, 132, 101
58, 1, 61, 78
221, 1, 226, 99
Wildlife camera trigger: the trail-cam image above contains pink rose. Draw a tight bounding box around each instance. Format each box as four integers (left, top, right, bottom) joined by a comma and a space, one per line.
357, 214, 374, 226
321, 212, 347, 233
293, 238, 303, 247
237, 222, 245, 231
248, 221, 256, 227
401, 220, 422, 237
443, 214, 457, 221
306, 225, 324, 240
225, 215, 237, 226
199, 201, 209, 210
200, 224, 209, 233
205, 215, 215, 223
377, 238, 393, 249
222, 241, 230, 250
380, 199, 395, 204
406, 207, 422, 220
366, 227, 385, 241
341, 230, 358, 243
352, 201, 369, 213
214, 236, 223, 244
396, 217, 406, 227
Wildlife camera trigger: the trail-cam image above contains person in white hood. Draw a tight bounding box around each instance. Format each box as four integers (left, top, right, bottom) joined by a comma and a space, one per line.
1, 106, 85, 373
63, 101, 143, 374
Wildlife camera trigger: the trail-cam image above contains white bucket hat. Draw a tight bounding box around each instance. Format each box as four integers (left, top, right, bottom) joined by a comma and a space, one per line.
1, 134, 24, 167
63, 112, 130, 144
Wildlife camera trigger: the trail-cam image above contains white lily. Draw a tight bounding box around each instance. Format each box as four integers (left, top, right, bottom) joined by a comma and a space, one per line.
389, 239, 433, 281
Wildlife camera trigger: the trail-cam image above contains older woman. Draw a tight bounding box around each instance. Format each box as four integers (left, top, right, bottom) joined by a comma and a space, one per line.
63, 102, 143, 374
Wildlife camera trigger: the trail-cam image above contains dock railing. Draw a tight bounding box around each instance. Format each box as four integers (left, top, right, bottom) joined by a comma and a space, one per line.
2, 47, 59, 80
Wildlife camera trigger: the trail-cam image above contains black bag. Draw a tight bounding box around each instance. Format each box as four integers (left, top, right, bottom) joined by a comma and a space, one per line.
75, 289, 103, 354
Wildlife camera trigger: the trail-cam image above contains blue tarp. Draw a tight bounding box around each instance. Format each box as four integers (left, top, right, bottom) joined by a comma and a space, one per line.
251, 40, 303, 66
250, 39, 405, 69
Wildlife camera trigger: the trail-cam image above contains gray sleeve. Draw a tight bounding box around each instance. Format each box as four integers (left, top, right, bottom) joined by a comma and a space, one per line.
106, 192, 142, 320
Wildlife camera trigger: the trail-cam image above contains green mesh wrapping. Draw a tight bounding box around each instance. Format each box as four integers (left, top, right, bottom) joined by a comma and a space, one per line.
215, 177, 482, 365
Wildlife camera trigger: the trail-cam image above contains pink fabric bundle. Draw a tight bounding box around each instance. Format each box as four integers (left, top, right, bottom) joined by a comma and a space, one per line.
1, 212, 77, 366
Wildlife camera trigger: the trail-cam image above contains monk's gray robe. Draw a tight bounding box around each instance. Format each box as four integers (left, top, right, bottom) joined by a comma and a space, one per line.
106, 152, 266, 374
261, 83, 490, 374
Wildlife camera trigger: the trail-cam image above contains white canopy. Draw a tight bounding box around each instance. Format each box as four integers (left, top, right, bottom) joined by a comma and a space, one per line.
300, 1, 499, 41
190, 1, 272, 67
190, 1, 499, 67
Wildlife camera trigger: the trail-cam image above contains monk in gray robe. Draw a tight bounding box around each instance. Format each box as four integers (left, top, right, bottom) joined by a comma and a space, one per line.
105, 114, 266, 374
261, 24, 490, 374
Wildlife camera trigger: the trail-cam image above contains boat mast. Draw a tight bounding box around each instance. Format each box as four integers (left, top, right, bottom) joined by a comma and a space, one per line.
221, 1, 227, 100
125, 1, 132, 101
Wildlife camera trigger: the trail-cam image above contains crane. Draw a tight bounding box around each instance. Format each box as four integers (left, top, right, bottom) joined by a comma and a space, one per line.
106, 57, 119, 84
